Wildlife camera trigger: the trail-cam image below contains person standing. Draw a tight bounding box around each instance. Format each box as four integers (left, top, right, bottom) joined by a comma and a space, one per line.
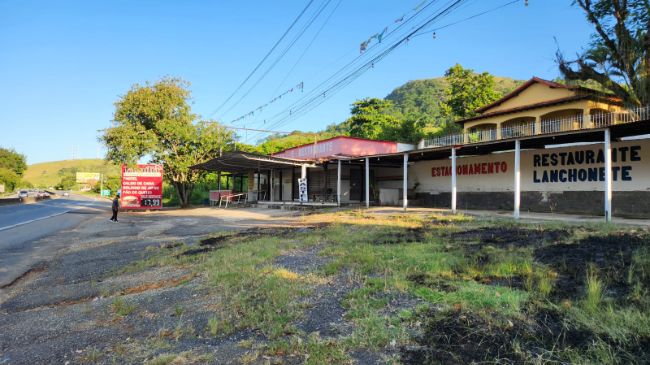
110, 194, 120, 222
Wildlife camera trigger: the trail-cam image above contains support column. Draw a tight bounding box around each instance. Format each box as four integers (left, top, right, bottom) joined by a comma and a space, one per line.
451, 148, 457, 213
337, 160, 342, 206
270, 170, 274, 202
534, 116, 542, 135
279, 170, 283, 201
403, 153, 408, 211
217, 171, 221, 190
301, 164, 307, 179
514, 140, 521, 219
365, 157, 370, 208
604, 129, 612, 222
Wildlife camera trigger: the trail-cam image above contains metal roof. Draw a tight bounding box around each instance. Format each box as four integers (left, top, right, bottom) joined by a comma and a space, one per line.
191, 151, 314, 173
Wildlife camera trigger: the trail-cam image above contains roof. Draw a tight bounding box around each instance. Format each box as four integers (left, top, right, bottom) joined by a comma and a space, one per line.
271, 135, 398, 156
474, 77, 600, 115
191, 151, 313, 173
453, 77, 622, 125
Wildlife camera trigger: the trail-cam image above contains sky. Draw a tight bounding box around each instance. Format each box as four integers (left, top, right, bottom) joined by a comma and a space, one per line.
0, 0, 595, 164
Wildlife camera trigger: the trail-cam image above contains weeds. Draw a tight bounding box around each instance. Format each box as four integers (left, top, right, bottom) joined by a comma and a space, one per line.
111, 296, 136, 316
583, 264, 603, 312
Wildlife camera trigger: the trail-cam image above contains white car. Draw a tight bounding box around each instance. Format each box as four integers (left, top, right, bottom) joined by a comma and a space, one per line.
18, 190, 28, 199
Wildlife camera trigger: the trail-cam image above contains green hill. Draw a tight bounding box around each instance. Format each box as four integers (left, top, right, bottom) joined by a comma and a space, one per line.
24, 159, 120, 188
385, 76, 524, 120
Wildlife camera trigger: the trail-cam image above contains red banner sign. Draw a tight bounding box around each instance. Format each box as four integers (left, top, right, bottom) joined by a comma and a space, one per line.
121, 164, 163, 209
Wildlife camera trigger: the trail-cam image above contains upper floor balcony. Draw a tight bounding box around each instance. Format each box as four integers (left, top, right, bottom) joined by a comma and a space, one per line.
418, 105, 650, 149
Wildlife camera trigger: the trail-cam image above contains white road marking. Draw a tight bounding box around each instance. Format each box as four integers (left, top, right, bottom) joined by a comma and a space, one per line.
0, 211, 70, 232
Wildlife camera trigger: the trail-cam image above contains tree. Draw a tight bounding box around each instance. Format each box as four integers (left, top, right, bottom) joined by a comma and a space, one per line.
441, 64, 502, 119
101, 78, 234, 208
557, 0, 649, 106
0, 147, 27, 177
340, 98, 404, 140
0, 168, 19, 192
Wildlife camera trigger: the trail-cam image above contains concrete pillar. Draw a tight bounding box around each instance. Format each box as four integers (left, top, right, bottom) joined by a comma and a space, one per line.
403, 153, 408, 211
365, 157, 370, 208
270, 170, 274, 202
247, 171, 255, 202
514, 140, 521, 219
217, 171, 221, 190
534, 116, 542, 135
604, 129, 613, 222
301, 164, 307, 179
451, 148, 457, 213
337, 160, 342, 206
583, 109, 593, 129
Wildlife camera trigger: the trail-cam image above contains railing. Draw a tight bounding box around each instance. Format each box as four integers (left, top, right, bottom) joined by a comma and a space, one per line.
419, 105, 650, 149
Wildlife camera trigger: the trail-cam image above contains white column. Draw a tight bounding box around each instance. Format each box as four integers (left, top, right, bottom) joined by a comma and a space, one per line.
301, 164, 307, 179
337, 160, 342, 206
365, 157, 370, 208
403, 153, 409, 211
604, 129, 612, 222
451, 148, 457, 213
270, 170, 274, 202
514, 140, 521, 219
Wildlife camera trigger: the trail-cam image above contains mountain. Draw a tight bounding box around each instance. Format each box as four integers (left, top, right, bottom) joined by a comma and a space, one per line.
252, 75, 524, 152
385, 76, 524, 121
24, 159, 120, 188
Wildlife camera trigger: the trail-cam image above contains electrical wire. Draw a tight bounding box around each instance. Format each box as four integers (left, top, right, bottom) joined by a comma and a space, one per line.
221, 0, 333, 119
253, 0, 466, 140
249, 0, 523, 142
209, 0, 315, 118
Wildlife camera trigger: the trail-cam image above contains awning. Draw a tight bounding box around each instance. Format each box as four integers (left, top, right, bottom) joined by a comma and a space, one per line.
191, 151, 314, 174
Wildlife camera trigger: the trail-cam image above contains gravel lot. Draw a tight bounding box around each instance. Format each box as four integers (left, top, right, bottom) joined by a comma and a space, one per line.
0, 207, 303, 364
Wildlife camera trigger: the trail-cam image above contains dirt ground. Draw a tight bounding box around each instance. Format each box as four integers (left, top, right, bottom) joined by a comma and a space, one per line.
1, 207, 649, 364
0, 207, 304, 364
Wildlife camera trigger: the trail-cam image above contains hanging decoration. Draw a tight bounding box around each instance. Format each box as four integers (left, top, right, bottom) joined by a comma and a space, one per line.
230, 81, 304, 124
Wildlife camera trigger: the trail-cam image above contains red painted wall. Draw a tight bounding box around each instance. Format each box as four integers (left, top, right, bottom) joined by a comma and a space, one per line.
273, 136, 398, 160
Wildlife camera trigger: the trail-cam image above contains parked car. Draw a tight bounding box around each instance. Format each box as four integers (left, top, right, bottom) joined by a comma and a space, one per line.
18, 190, 28, 199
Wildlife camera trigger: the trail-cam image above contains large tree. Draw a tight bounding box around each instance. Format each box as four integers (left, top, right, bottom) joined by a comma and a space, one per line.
340, 98, 404, 140
557, 0, 649, 106
441, 64, 502, 119
0, 147, 27, 177
101, 78, 234, 208
0, 147, 27, 192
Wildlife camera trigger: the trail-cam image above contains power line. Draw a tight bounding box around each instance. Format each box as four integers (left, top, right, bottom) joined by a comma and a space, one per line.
254, 0, 522, 140
272, 0, 343, 96
209, 0, 315, 118
244, 0, 447, 142
256, 0, 466, 137
223, 125, 293, 134
222, 0, 333, 120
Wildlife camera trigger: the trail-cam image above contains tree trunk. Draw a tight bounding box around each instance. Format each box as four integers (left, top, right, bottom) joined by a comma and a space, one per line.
173, 181, 193, 208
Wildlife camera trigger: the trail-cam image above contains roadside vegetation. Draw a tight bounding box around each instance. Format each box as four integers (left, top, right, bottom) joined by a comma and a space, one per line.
109, 210, 650, 364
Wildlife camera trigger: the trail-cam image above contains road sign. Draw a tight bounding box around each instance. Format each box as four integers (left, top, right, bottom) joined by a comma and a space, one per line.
101, 189, 111, 197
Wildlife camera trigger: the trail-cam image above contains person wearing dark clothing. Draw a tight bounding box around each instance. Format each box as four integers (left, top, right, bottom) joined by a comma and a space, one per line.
110, 195, 120, 222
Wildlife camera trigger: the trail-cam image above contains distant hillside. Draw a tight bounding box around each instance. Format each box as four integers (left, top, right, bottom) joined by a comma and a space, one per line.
24, 159, 120, 188
385, 76, 524, 120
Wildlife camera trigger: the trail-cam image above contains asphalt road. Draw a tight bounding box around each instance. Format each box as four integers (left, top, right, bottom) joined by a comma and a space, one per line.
0, 196, 109, 290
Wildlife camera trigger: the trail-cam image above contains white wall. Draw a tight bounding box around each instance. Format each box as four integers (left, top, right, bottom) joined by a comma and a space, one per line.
410, 139, 650, 193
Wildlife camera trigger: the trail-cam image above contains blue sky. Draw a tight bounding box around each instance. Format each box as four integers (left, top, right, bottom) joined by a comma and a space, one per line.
0, 0, 594, 164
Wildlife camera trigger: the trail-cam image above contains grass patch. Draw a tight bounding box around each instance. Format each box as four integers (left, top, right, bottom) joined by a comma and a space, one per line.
201, 234, 316, 339
111, 296, 136, 316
